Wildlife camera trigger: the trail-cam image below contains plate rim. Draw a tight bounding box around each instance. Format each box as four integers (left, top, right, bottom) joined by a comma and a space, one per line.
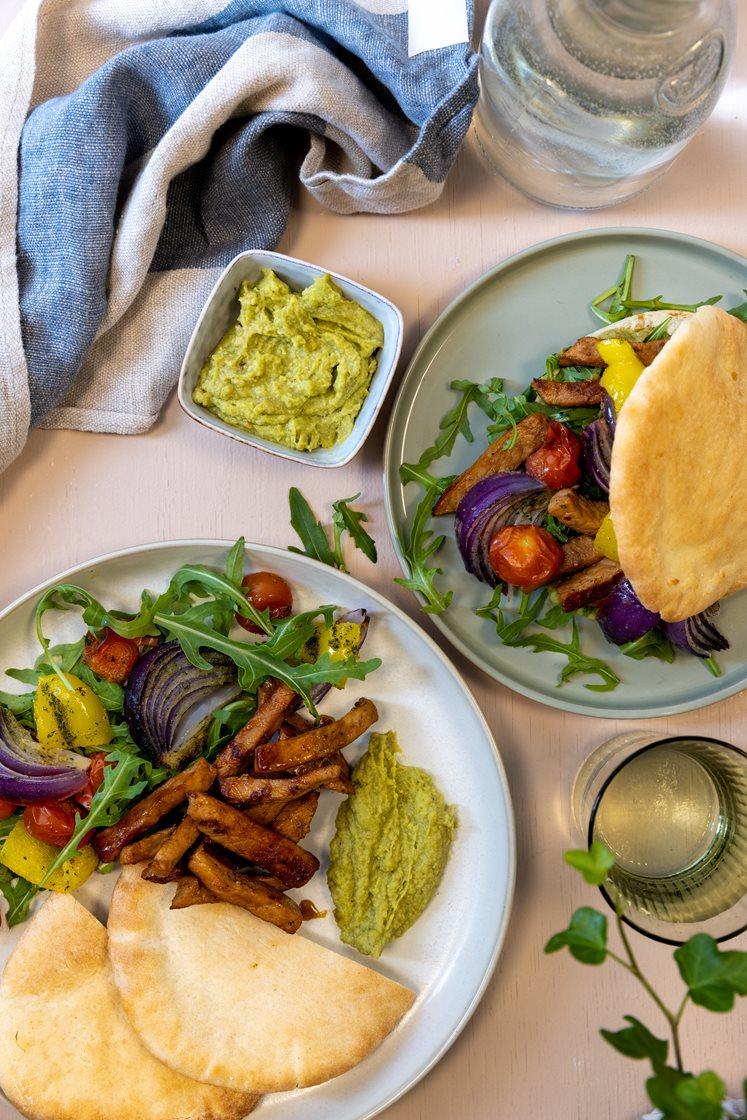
382, 225, 747, 720
0, 537, 516, 1120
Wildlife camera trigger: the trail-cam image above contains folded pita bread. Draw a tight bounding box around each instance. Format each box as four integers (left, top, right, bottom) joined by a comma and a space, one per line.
107, 867, 416, 1093
609, 305, 747, 621
0, 894, 257, 1120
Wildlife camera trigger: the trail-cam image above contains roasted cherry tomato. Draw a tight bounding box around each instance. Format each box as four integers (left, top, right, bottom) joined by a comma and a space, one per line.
23, 801, 91, 849
0, 798, 17, 821
83, 629, 153, 685
73, 752, 109, 811
525, 421, 582, 489
489, 524, 563, 590
236, 572, 293, 634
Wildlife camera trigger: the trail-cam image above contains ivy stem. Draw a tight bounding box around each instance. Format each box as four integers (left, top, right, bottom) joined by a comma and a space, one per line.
614, 910, 685, 1072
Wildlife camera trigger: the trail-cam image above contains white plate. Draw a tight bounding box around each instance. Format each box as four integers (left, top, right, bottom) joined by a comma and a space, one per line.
0, 541, 515, 1120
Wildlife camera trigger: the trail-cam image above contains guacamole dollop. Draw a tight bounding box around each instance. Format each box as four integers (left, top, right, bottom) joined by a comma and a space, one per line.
327, 730, 457, 958
193, 269, 384, 452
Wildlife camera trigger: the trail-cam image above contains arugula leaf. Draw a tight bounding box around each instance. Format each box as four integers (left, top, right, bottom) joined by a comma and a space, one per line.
403, 379, 486, 478
545, 907, 608, 965
289, 489, 376, 573
0, 865, 37, 927
703, 655, 722, 678
224, 536, 246, 585
205, 696, 258, 757
673, 933, 747, 1012
621, 294, 722, 316
590, 254, 722, 325
600, 1016, 668, 1065
728, 292, 747, 321
564, 841, 616, 886
475, 586, 504, 619
644, 316, 673, 342
493, 613, 620, 691
590, 254, 636, 324
399, 462, 454, 492
0, 689, 35, 725
621, 631, 675, 664
288, 487, 339, 568
332, 494, 377, 565
394, 485, 453, 614
545, 514, 572, 544
646, 1067, 726, 1120
484, 388, 599, 442
153, 607, 379, 716
169, 562, 270, 636
5, 750, 159, 926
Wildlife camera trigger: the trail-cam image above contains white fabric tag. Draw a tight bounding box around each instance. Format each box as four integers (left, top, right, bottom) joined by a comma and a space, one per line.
408, 0, 468, 56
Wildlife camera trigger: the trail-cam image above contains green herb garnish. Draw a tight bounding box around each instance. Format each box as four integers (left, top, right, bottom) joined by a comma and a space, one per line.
394, 482, 453, 614
591, 254, 722, 324
288, 488, 376, 572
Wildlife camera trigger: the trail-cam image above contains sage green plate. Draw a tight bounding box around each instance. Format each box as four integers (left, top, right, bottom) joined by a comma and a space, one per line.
383, 228, 747, 718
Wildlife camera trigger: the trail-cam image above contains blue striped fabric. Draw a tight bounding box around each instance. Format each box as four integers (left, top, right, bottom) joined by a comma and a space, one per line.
9, 0, 477, 433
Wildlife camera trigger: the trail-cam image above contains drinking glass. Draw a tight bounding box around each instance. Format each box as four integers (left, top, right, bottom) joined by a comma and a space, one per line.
573, 732, 747, 943
473, 0, 738, 209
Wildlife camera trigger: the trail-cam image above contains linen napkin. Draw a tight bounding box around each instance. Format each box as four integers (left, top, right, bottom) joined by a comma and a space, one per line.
0, 0, 476, 475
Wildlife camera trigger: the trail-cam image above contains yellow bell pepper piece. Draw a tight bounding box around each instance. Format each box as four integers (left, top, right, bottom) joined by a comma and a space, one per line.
598, 338, 645, 412
300, 621, 361, 664
0, 819, 98, 893
34, 673, 111, 753
594, 513, 619, 562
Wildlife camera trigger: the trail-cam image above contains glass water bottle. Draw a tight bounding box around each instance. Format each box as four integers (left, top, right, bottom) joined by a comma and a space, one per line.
473, 0, 737, 209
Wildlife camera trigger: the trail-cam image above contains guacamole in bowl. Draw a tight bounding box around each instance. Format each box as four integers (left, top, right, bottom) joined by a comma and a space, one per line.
193, 269, 384, 453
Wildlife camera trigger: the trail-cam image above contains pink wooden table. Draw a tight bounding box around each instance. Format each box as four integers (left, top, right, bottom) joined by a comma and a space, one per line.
1, 3, 745, 1117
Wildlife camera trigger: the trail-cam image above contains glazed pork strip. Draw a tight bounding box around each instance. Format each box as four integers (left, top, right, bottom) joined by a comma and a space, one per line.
254, 698, 378, 774
220, 757, 348, 808
556, 535, 603, 577
244, 800, 286, 827
531, 378, 603, 407
271, 791, 320, 843
94, 757, 216, 863
188, 845, 303, 934
558, 337, 667, 368
119, 826, 175, 865
142, 817, 201, 884
554, 559, 622, 613
547, 489, 609, 535
432, 414, 550, 516
293, 750, 353, 794
170, 874, 218, 910
187, 792, 319, 888
214, 680, 297, 779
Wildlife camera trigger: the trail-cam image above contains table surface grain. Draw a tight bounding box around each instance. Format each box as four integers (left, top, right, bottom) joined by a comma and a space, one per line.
1, 2, 746, 1117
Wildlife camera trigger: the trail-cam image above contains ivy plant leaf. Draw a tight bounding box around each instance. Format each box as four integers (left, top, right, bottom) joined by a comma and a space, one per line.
600, 1016, 668, 1065
331, 495, 377, 565
673, 933, 747, 1012
544, 907, 608, 965
646, 1066, 726, 1120
564, 842, 616, 886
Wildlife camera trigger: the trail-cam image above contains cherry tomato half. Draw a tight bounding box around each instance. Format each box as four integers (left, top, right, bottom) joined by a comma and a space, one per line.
489, 524, 563, 591
525, 421, 582, 489
74, 752, 110, 812
0, 798, 17, 821
236, 572, 293, 634
83, 629, 153, 684
23, 801, 91, 848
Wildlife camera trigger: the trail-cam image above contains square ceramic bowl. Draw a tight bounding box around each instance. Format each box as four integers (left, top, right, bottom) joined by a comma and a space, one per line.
178, 249, 404, 468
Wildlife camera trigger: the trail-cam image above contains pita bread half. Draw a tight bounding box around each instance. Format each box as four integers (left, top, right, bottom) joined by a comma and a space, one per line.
107, 867, 416, 1093
609, 304, 747, 621
0, 894, 258, 1120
